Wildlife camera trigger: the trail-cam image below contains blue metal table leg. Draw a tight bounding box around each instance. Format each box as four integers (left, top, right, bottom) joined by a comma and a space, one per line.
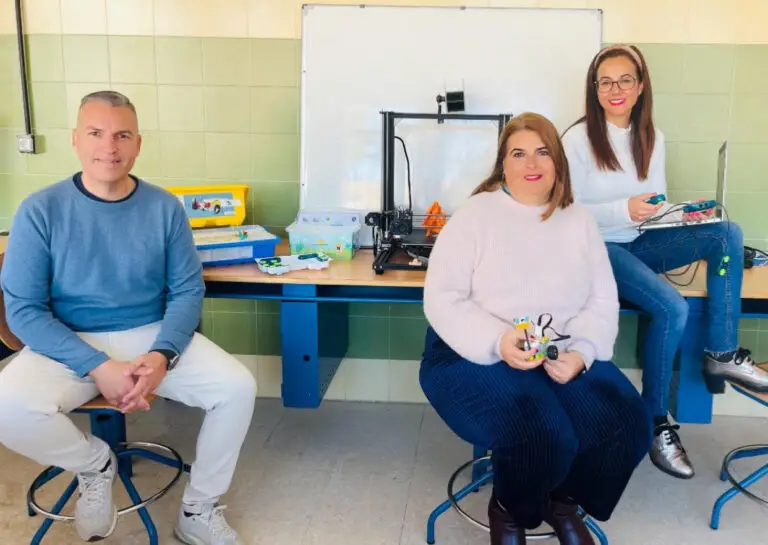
711, 461, 768, 529
280, 284, 348, 408
671, 298, 712, 424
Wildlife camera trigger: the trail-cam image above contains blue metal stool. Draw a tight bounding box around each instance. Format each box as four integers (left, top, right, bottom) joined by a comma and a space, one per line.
26, 395, 191, 545
426, 445, 609, 544
710, 369, 768, 530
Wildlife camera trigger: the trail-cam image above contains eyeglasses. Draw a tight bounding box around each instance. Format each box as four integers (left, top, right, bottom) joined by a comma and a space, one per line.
595, 75, 637, 94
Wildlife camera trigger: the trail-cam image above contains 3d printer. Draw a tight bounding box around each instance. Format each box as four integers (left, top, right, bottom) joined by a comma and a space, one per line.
365, 92, 512, 274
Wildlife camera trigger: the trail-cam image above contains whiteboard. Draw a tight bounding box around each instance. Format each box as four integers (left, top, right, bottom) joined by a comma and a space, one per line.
299, 4, 602, 246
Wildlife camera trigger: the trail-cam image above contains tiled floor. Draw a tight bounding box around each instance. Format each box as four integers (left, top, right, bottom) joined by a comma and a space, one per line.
1, 399, 768, 544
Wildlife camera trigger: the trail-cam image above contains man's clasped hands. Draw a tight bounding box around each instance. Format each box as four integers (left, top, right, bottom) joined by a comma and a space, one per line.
87, 352, 169, 413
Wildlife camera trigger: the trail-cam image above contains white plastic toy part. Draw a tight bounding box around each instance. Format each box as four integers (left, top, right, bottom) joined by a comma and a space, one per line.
256, 254, 332, 275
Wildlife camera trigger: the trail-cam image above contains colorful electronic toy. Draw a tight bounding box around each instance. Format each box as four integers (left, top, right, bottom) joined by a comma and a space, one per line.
513, 313, 571, 362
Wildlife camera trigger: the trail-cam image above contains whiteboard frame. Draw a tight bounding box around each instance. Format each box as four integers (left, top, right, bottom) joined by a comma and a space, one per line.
298, 4, 603, 246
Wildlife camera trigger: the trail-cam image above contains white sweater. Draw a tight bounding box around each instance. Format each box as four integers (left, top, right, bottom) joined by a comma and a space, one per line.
423, 189, 620, 370
561, 121, 667, 243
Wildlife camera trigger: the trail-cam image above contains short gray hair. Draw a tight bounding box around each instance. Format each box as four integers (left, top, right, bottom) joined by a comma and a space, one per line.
79, 90, 136, 114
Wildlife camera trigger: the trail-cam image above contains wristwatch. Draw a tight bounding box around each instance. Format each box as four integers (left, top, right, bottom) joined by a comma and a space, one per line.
151, 349, 180, 371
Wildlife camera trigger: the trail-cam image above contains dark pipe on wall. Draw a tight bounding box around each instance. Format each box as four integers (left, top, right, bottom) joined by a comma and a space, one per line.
14, 0, 35, 153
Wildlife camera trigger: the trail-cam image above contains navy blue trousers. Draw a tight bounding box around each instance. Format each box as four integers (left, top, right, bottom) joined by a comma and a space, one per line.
419, 327, 653, 529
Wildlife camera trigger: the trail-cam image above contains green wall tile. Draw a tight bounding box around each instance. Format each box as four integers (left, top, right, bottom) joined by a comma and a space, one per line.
200, 311, 214, 339
211, 298, 256, 313
251, 134, 299, 181
725, 193, 768, 240
0, 35, 20, 84
134, 131, 162, 179
678, 94, 730, 143
729, 93, 768, 143
202, 38, 250, 86
159, 132, 206, 178
0, 83, 24, 129
257, 301, 280, 315
24, 130, 79, 175
639, 43, 683, 94
390, 304, 425, 319
733, 45, 768, 95
158, 86, 204, 132
108, 36, 156, 84
0, 175, 13, 218
347, 316, 389, 359
212, 311, 257, 355
29, 82, 68, 129
727, 143, 768, 192
741, 319, 761, 331
250, 87, 298, 134
62, 36, 109, 83
252, 181, 299, 227
25, 35, 64, 82
653, 93, 682, 142
111, 84, 158, 131
349, 303, 389, 317
251, 38, 299, 87
204, 87, 250, 133
205, 133, 251, 180
665, 142, 721, 192
155, 37, 202, 85
0, 130, 27, 174
390, 317, 427, 360
256, 313, 281, 355
680, 45, 734, 95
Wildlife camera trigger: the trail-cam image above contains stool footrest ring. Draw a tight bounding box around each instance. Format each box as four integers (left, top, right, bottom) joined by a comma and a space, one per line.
720, 444, 768, 507
447, 455, 590, 541
27, 441, 185, 522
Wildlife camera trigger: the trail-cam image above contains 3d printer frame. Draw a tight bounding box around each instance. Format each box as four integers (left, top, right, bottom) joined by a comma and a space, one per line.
368, 110, 513, 274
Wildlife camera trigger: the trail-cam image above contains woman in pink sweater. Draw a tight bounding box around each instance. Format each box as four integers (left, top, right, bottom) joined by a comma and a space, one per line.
420, 113, 652, 545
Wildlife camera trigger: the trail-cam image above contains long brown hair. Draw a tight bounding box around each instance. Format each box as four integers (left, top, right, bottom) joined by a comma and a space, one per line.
472, 112, 574, 221
569, 44, 656, 180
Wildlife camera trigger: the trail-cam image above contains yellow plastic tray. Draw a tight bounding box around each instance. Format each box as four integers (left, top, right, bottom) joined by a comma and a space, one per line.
165, 185, 249, 228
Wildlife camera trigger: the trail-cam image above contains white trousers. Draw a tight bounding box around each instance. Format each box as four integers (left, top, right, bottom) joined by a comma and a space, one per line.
0, 322, 257, 506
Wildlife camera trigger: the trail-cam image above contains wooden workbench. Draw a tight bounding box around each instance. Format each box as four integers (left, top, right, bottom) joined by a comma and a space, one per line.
202, 241, 768, 298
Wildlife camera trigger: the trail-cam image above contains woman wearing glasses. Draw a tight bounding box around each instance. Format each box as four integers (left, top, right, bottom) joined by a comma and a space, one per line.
562, 44, 768, 481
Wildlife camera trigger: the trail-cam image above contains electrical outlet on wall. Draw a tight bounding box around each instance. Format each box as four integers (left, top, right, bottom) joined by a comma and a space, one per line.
16, 134, 35, 153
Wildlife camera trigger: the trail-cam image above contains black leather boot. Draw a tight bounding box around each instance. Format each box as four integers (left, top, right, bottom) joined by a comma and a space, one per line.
543, 498, 595, 545
488, 493, 527, 545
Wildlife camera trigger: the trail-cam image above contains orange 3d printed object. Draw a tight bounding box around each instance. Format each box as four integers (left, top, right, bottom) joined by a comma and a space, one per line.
422, 201, 447, 237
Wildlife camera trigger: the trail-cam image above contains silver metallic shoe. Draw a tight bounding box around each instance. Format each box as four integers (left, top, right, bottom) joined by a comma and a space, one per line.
649, 423, 694, 480
703, 348, 768, 394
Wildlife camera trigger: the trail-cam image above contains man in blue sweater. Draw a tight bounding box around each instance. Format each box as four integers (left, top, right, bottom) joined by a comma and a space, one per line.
0, 91, 255, 545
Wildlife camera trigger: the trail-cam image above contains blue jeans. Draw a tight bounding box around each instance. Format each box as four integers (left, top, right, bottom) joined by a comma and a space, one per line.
606, 221, 744, 417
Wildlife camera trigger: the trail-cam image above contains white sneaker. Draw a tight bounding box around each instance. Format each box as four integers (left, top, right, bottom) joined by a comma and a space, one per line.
74, 451, 118, 542
174, 503, 243, 545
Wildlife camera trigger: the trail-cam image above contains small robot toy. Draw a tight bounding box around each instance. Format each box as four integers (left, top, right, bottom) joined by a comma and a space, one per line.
513, 314, 571, 362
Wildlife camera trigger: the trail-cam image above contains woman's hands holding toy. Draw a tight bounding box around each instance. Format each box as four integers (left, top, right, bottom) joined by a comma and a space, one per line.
499, 329, 540, 370
628, 193, 662, 222
545, 351, 585, 384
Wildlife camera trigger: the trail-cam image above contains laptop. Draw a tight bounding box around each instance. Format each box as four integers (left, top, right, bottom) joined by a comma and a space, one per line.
639, 141, 728, 231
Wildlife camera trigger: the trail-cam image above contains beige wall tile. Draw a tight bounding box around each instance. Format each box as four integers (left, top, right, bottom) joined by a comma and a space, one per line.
21, 0, 62, 34
105, 0, 154, 36
154, 0, 204, 36
60, 0, 107, 34
249, 0, 297, 39
0, 0, 15, 34
200, 0, 249, 37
